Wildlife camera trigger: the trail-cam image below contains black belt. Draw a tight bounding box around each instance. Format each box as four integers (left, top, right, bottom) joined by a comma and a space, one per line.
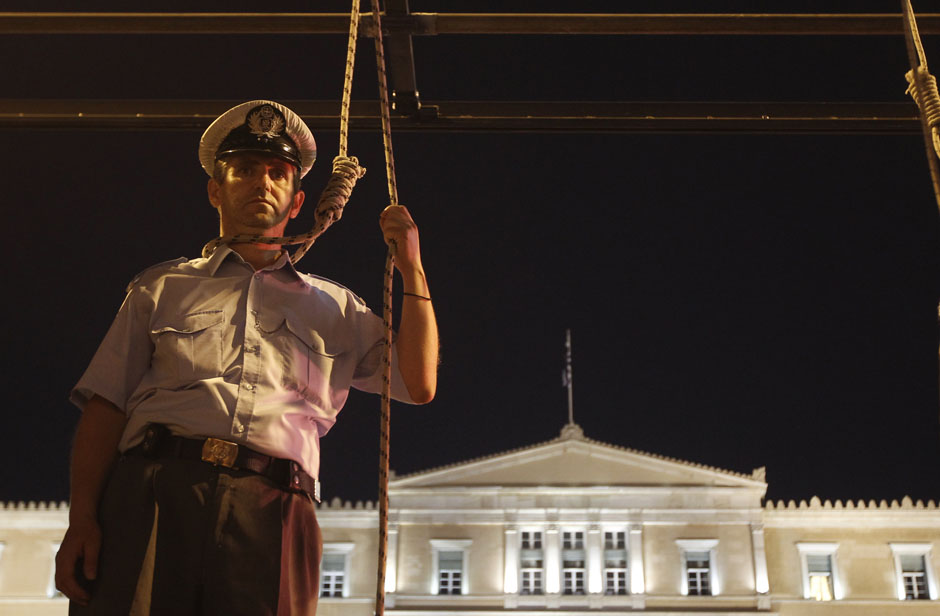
125, 424, 320, 502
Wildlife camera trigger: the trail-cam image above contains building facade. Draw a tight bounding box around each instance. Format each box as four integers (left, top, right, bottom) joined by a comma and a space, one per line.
2, 424, 938, 615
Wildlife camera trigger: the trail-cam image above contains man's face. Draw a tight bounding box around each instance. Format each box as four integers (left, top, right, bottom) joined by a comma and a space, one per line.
207, 152, 305, 237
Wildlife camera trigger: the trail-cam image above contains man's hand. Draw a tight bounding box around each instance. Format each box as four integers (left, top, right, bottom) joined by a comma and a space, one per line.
55, 515, 101, 605
380, 205, 424, 278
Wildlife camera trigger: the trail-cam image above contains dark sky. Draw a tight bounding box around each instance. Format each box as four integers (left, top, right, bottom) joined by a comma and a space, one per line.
4, 1, 940, 506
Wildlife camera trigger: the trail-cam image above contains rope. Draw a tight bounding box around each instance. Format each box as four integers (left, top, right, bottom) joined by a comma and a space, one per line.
901, 0, 940, 209
201, 0, 367, 264
901, 1, 940, 424
369, 0, 400, 614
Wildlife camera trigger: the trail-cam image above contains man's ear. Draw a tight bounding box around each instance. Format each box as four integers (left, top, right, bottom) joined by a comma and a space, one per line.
207, 177, 222, 209
289, 190, 306, 219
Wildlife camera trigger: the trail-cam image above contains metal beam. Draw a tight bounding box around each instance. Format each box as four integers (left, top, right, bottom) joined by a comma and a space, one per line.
1, 13, 939, 36
428, 13, 940, 36
383, 0, 429, 118
0, 100, 920, 134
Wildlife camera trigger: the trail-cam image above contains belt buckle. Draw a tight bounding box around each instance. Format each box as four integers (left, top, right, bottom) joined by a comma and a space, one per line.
202, 438, 238, 467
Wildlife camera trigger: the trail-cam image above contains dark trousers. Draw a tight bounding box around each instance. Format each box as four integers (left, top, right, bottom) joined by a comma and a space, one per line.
70, 455, 322, 616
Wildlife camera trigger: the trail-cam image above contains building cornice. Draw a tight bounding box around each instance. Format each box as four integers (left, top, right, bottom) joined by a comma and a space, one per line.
0, 501, 68, 511
392, 427, 766, 490
765, 495, 937, 511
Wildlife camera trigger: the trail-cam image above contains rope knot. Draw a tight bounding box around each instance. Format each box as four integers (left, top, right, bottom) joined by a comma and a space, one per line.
314, 155, 367, 225
906, 66, 940, 130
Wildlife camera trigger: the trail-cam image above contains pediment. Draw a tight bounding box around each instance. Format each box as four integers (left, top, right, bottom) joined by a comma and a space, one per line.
391, 426, 765, 491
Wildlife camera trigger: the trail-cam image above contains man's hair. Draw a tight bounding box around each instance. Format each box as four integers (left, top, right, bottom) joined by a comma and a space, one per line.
212, 156, 302, 196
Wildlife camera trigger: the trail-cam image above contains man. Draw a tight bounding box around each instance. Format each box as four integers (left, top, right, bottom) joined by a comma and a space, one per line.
54, 100, 438, 615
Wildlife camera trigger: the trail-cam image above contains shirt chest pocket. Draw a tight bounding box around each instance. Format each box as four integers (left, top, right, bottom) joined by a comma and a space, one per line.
272, 317, 352, 408
151, 310, 225, 381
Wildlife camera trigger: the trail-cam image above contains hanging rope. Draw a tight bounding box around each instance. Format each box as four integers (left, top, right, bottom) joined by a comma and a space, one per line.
369, 0, 399, 612
901, 0, 940, 209
901, 1, 940, 425
201, 0, 367, 264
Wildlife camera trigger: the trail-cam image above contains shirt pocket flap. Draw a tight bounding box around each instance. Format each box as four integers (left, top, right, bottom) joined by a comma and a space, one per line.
283, 317, 348, 359
152, 310, 225, 335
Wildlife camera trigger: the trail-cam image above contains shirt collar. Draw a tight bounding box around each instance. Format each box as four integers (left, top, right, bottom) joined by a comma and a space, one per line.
200, 244, 306, 283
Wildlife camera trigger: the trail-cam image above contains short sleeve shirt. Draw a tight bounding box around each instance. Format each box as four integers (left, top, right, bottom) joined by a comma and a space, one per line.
72, 246, 414, 478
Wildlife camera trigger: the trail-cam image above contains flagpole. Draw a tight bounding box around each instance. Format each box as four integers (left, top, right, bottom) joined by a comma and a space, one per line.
565, 329, 574, 426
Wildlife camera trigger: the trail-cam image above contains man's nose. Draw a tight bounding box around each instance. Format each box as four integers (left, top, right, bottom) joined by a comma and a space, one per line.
256, 170, 275, 191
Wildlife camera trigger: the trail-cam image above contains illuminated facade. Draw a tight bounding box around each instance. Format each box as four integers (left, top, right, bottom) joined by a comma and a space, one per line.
1, 424, 938, 615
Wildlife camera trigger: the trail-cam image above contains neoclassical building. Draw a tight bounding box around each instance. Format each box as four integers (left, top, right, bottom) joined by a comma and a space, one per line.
2, 423, 938, 615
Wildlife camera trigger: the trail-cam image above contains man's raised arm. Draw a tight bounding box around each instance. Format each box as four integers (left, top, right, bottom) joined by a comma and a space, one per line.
380, 205, 439, 404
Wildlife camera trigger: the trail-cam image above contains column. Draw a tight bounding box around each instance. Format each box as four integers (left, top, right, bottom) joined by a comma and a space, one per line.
629, 524, 645, 594
545, 525, 561, 595
587, 525, 603, 594
385, 523, 399, 595
503, 525, 519, 594
751, 523, 769, 594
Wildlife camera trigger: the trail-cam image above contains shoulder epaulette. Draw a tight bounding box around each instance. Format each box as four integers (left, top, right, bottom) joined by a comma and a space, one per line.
297, 271, 368, 307
126, 257, 188, 292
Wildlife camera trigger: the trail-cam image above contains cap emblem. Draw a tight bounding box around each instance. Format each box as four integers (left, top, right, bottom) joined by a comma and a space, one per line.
247, 104, 285, 140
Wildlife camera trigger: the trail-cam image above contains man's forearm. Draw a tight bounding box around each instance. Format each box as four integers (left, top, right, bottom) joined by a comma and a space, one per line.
69, 395, 127, 522
397, 267, 439, 404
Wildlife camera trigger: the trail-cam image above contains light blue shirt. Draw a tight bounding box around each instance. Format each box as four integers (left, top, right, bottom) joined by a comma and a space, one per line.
72, 245, 413, 478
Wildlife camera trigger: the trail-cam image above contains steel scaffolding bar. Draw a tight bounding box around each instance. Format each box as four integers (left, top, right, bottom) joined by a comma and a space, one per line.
1, 12, 939, 36
0, 100, 920, 134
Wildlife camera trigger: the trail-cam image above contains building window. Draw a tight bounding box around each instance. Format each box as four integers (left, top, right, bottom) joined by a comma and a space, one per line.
562, 530, 585, 595
521, 569, 543, 595
604, 531, 628, 595
901, 555, 928, 600
430, 539, 471, 596
605, 531, 625, 549
605, 569, 628, 595
796, 542, 841, 601
320, 553, 346, 598
438, 550, 463, 595
563, 531, 584, 550
520, 531, 543, 595
521, 531, 542, 550
686, 551, 712, 596
320, 542, 354, 599
564, 569, 585, 595
806, 554, 833, 601
676, 539, 718, 596
890, 543, 935, 601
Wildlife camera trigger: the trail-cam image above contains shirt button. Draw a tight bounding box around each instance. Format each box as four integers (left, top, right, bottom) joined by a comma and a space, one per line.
244, 383, 255, 391
254, 273, 263, 281
245, 345, 258, 354
236, 425, 245, 433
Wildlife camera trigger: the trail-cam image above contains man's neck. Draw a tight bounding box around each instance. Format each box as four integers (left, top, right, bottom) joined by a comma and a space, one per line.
230, 243, 285, 271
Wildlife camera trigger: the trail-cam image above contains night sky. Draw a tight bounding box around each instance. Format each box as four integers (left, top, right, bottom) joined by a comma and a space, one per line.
3, 1, 940, 506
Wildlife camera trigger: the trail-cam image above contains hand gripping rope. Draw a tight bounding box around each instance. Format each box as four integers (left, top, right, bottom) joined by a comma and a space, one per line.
901, 0, 940, 209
